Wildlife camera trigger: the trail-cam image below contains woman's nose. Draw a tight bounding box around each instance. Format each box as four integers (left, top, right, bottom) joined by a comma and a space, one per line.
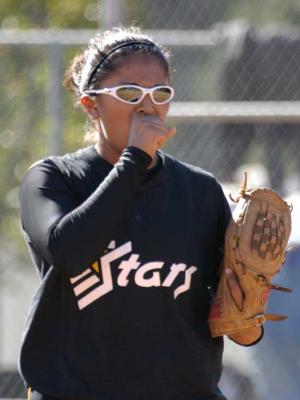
136, 94, 156, 114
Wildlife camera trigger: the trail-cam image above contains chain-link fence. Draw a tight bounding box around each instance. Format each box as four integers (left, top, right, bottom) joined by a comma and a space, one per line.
1, 1, 300, 399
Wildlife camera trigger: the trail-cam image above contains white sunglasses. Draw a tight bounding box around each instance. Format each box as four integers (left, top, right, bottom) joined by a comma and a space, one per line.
83, 84, 175, 105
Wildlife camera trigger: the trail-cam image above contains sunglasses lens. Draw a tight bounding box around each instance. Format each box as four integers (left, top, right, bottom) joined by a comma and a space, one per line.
153, 87, 173, 104
116, 86, 143, 103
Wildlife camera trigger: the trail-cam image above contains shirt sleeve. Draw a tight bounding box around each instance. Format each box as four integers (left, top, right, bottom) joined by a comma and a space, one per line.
19, 146, 152, 277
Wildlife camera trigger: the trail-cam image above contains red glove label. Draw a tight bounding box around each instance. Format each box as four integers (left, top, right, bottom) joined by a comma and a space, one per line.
209, 297, 224, 319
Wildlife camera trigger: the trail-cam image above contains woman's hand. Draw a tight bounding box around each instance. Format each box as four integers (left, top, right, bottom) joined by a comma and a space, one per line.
226, 268, 263, 345
128, 114, 176, 158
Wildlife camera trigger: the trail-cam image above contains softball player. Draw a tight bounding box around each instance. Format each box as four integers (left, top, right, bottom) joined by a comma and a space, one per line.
19, 26, 262, 400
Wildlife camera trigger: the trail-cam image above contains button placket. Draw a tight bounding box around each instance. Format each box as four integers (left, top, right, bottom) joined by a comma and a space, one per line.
127, 190, 147, 233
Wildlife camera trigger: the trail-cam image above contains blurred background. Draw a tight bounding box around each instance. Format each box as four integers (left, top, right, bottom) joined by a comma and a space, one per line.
1, 0, 300, 399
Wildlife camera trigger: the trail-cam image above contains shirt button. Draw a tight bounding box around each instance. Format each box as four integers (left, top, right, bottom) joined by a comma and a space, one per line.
135, 214, 143, 222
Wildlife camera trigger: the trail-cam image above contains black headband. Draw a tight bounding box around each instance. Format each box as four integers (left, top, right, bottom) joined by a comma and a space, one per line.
85, 41, 156, 89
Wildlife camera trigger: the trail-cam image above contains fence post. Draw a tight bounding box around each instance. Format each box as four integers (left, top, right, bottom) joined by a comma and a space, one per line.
47, 43, 64, 155
100, 0, 126, 29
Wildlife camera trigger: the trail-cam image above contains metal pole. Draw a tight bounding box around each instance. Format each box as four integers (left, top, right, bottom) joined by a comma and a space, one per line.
47, 43, 64, 155
100, 0, 126, 30
0, 276, 3, 370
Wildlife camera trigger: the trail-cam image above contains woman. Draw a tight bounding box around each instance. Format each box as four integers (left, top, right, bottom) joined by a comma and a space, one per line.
19, 26, 262, 400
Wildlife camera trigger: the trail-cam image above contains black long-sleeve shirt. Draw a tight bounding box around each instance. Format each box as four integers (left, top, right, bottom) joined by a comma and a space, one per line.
19, 145, 231, 400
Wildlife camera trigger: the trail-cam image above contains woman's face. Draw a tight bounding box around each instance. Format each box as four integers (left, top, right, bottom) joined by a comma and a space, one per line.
91, 54, 171, 163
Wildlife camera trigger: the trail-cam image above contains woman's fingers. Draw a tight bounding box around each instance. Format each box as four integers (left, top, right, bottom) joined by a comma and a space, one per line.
226, 268, 245, 311
129, 114, 176, 157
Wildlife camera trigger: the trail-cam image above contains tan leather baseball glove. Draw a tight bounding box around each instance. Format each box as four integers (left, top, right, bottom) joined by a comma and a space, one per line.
209, 173, 292, 337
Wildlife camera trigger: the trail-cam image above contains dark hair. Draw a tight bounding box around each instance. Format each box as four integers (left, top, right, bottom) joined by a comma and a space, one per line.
64, 26, 171, 143
65, 26, 170, 98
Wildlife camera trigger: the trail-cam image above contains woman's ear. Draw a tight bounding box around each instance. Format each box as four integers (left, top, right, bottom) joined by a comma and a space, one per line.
80, 96, 100, 118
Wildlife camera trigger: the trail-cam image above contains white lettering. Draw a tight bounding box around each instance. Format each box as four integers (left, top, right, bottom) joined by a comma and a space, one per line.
78, 241, 132, 309
117, 254, 141, 286
108, 240, 116, 249
72, 240, 199, 310
162, 263, 187, 287
70, 268, 91, 284
173, 266, 197, 299
135, 262, 164, 287
73, 275, 100, 296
